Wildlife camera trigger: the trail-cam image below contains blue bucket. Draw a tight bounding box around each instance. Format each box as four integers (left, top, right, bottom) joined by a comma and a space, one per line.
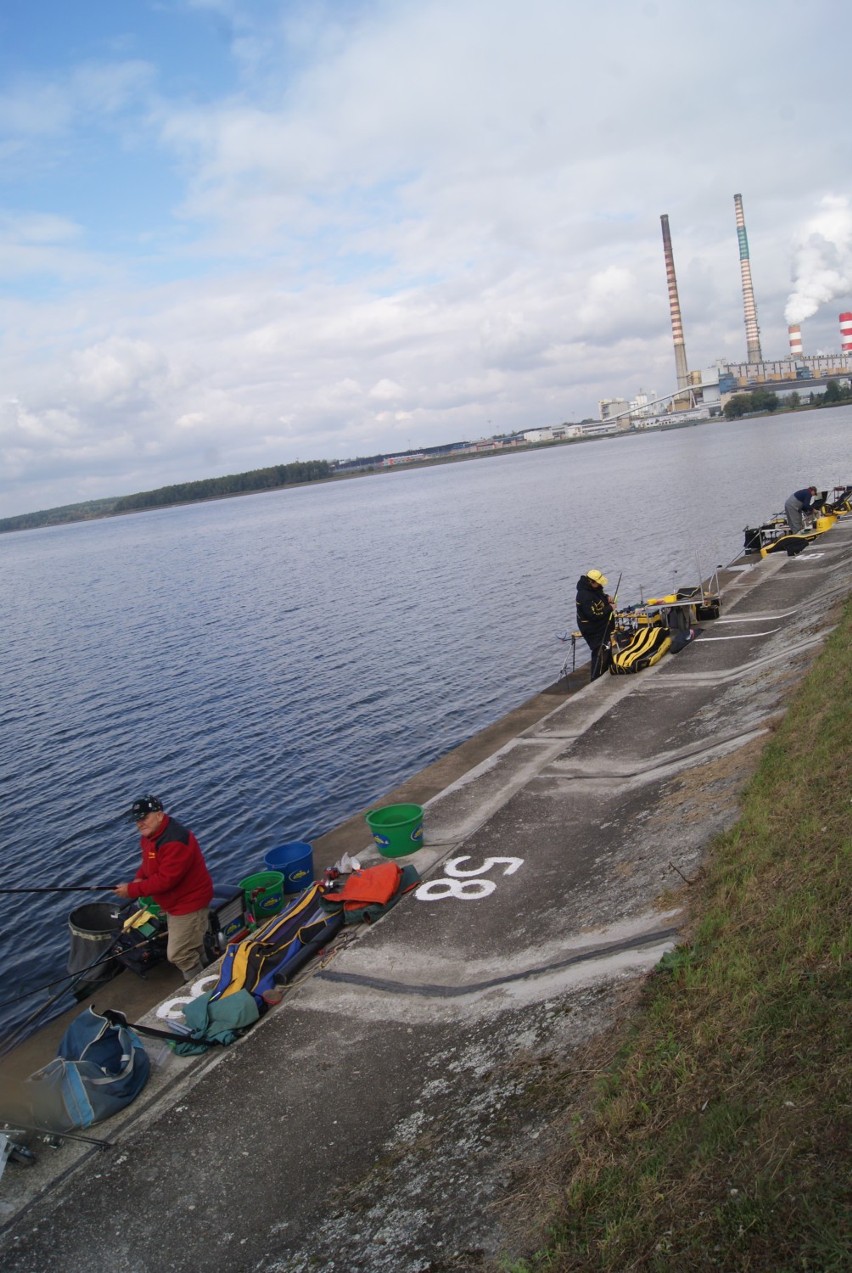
264, 841, 314, 893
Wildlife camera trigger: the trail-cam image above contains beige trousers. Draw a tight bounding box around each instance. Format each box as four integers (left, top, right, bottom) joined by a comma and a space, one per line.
166, 908, 209, 977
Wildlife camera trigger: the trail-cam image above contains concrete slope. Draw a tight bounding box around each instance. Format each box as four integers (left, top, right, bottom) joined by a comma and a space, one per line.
2, 521, 849, 1273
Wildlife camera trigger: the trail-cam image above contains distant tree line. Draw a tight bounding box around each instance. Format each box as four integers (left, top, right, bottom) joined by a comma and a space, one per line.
0, 459, 333, 534
111, 459, 332, 513
0, 498, 120, 535
723, 377, 852, 421
818, 378, 852, 405
723, 388, 781, 419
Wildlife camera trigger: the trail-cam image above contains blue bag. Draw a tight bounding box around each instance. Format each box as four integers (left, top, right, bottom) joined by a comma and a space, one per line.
26, 1006, 150, 1132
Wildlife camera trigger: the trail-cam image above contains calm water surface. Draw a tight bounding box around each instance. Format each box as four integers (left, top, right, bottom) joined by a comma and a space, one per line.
1, 408, 849, 1042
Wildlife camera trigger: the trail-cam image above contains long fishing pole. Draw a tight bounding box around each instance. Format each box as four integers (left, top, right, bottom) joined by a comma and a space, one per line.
0, 916, 168, 1057
0, 927, 167, 1058
1, 1121, 112, 1149
0, 918, 168, 1016
0, 885, 115, 895
0, 982, 75, 1059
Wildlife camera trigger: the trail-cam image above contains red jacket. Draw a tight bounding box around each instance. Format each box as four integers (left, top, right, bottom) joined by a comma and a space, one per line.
128, 815, 213, 915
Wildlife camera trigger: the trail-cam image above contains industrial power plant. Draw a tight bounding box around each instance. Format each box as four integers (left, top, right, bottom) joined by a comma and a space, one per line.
598, 193, 852, 430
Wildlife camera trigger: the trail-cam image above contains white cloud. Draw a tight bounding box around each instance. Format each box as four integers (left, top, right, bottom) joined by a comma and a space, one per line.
72, 337, 170, 405
1, 0, 851, 516
0, 81, 71, 137
368, 378, 404, 401
71, 60, 155, 114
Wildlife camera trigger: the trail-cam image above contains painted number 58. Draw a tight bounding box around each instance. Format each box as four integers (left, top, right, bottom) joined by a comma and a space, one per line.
414, 855, 523, 901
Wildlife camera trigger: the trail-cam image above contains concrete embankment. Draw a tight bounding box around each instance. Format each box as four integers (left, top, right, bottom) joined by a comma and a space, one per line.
1, 519, 850, 1273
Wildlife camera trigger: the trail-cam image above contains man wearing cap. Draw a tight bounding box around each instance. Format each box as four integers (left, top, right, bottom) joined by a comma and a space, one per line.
576, 569, 616, 681
784, 485, 819, 535
115, 796, 214, 981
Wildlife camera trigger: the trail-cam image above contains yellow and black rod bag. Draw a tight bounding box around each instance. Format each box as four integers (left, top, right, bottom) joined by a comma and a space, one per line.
610, 626, 672, 674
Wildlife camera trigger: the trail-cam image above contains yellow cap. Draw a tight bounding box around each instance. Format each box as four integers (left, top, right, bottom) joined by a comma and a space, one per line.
586, 569, 608, 587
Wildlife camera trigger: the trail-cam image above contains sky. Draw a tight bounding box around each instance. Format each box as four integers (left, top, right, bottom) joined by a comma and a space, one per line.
2, 0, 851, 517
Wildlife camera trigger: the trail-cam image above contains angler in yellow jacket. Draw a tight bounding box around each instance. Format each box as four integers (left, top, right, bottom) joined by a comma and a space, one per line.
576, 568, 615, 681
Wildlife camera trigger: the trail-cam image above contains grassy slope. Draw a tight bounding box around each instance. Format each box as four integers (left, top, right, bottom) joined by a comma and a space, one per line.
506, 598, 851, 1273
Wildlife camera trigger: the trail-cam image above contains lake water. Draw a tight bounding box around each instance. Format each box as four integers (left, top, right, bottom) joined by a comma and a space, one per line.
1, 407, 849, 1043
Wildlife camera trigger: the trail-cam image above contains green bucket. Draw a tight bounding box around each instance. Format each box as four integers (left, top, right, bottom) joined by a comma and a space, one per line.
239, 870, 285, 922
365, 803, 424, 858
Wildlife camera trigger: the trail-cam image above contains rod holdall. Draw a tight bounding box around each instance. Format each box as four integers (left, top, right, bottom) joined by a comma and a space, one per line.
610, 626, 672, 674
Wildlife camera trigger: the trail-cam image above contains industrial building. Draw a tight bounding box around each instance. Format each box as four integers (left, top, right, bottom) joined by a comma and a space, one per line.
598, 194, 852, 430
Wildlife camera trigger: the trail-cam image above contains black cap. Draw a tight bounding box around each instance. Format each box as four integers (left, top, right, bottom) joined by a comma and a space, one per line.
127, 795, 164, 822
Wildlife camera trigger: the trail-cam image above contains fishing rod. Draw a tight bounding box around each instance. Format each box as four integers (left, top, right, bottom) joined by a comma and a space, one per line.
0, 885, 115, 895
0, 941, 123, 1016
595, 571, 623, 626
0, 981, 76, 1059
602, 569, 622, 631
588, 570, 622, 678
0, 922, 168, 1057
1, 1121, 112, 1149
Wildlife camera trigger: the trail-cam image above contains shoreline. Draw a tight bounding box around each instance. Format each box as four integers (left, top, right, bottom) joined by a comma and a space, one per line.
0, 670, 582, 1078
0, 404, 818, 536
3, 519, 849, 1263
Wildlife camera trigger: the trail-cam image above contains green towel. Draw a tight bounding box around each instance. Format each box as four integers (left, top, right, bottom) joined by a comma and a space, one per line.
169, 989, 260, 1055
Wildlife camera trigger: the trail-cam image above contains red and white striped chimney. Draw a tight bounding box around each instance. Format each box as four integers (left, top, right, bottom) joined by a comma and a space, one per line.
840, 312, 852, 352
788, 324, 803, 356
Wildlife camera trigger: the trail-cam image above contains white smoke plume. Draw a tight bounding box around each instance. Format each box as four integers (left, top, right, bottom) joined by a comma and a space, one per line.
785, 194, 852, 325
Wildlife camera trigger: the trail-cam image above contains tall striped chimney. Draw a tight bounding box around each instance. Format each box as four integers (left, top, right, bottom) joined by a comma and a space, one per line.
788, 324, 803, 356
660, 214, 690, 391
840, 312, 852, 352
734, 193, 763, 364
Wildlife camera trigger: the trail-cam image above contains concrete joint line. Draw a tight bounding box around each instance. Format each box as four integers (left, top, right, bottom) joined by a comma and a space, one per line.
643, 631, 831, 687
417, 738, 572, 852
514, 735, 572, 746
713, 607, 801, 623
315, 925, 681, 1001
547, 725, 769, 787
518, 675, 638, 739
422, 677, 642, 844
425, 736, 568, 804
525, 729, 587, 742
697, 627, 782, 640
788, 558, 849, 577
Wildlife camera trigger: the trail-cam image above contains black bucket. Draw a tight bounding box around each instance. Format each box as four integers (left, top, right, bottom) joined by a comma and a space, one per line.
67, 902, 123, 996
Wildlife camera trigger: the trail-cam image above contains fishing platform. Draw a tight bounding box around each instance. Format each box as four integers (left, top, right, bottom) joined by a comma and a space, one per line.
1, 501, 850, 1272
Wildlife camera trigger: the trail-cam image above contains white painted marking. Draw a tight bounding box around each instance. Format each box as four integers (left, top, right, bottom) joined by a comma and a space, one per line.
156, 972, 219, 1020
714, 608, 800, 622
444, 855, 523, 877
415, 854, 525, 901
697, 628, 781, 640
157, 998, 193, 1020
416, 878, 497, 901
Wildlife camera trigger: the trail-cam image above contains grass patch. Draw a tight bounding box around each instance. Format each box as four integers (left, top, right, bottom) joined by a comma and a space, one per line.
504, 599, 851, 1272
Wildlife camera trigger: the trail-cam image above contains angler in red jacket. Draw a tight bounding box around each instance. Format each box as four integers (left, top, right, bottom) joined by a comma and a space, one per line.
115, 795, 213, 981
